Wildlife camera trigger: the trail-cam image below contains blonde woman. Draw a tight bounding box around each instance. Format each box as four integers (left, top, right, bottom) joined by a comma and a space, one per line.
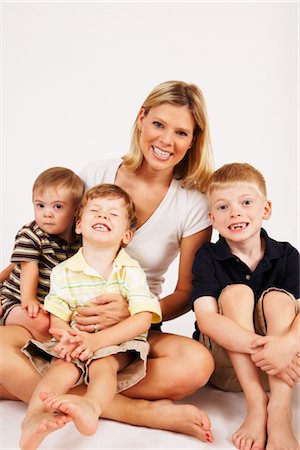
1, 81, 215, 443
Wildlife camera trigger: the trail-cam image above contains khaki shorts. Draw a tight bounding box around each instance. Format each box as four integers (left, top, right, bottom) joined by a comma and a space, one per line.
22, 337, 149, 393
198, 287, 299, 392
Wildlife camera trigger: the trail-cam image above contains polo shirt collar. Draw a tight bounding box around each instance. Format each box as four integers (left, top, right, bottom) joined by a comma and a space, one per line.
215, 228, 285, 262
66, 247, 139, 272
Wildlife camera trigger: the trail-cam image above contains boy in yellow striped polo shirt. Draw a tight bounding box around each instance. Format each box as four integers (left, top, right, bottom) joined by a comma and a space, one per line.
20, 184, 162, 450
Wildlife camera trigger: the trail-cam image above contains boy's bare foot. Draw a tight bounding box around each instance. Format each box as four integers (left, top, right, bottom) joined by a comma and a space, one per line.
142, 399, 213, 443
266, 401, 299, 450
232, 401, 267, 450
20, 411, 71, 450
40, 391, 100, 436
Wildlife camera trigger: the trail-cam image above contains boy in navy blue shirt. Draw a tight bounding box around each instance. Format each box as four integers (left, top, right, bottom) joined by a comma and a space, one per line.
192, 163, 299, 450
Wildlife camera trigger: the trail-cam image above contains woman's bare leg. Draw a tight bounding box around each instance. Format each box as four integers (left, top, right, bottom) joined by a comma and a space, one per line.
1, 326, 214, 442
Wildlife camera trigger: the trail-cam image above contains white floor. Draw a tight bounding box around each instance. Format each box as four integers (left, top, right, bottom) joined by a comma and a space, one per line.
1, 384, 299, 450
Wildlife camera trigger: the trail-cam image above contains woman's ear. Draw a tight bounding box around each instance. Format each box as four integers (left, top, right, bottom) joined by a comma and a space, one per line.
137, 108, 146, 131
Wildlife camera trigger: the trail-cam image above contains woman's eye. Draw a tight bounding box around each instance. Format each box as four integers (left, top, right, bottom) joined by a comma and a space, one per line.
176, 130, 188, 137
153, 121, 163, 128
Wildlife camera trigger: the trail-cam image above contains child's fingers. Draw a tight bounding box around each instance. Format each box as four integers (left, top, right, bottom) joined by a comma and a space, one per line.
249, 336, 267, 349
79, 348, 93, 361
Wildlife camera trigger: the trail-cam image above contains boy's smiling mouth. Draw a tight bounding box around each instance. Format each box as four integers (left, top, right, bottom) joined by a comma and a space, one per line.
92, 223, 111, 232
228, 222, 249, 231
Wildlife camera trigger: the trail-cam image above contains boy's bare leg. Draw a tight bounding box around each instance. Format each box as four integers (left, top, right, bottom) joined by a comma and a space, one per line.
221, 285, 268, 450
263, 291, 299, 450
20, 358, 80, 450
41, 353, 129, 436
0, 326, 214, 442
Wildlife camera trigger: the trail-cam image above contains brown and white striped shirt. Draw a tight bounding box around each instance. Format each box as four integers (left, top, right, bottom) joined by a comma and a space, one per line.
0, 221, 81, 310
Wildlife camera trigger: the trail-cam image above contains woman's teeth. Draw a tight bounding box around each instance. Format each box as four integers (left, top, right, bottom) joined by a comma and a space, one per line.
152, 146, 172, 160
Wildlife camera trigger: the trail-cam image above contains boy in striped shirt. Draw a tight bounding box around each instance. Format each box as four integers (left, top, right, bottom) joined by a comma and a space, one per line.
20, 184, 161, 450
0, 167, 84, 340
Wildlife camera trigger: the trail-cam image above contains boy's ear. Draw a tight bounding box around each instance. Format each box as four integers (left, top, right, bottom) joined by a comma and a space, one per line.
122, 229, 133, 246
263, 200, 272, 221
75, 219, 82, 235
208, 211, 218, 229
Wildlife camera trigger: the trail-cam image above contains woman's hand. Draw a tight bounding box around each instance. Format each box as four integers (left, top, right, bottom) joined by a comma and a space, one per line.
72, 294, 130, 332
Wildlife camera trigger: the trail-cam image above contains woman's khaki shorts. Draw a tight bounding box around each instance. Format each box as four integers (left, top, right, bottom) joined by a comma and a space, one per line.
198, 287, 298, 392
22, 337, 150, 393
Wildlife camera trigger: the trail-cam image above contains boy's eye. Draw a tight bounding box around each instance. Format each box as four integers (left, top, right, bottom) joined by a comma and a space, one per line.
243, 200, 252, 206
54, 204, 62, 209
36, 203, 44, 208
217, 204, 227, 211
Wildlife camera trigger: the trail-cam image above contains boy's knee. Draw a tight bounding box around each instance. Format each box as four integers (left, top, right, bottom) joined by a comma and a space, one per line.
220, 284, 254, 308
262, 289, 297, 316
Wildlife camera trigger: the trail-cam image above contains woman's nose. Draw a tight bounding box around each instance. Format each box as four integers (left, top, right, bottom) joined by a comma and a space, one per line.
159, 129, 173, 146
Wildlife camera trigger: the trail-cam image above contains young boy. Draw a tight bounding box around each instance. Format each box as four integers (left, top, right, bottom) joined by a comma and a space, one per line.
0, 167, 84, 340
20, 184, 162, 450
191, 163, 299, 450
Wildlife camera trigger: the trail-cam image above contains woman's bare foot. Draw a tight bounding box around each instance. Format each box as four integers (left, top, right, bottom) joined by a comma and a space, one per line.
266, 401, 299, 450
40, 392, 100, 436
140, 399, 213, 443
232, 400, 268, 450
20, 411, 71, 450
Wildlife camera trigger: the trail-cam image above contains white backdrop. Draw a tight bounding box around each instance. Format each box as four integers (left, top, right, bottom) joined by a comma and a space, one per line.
1, 2, 298, 335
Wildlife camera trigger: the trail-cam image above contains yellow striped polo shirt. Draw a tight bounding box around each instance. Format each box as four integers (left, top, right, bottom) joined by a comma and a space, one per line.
44, 248, 162, 329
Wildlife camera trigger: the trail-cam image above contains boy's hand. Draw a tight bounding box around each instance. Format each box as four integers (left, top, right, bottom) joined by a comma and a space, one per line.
21, 298, 43, 318
276, 353, 300, 388
69, 331, 100, 361
50, 327, 81, 362
250, 334, 298, 374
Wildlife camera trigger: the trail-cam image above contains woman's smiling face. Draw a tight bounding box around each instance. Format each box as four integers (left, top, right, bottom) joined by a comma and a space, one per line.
137, 103, 195, 174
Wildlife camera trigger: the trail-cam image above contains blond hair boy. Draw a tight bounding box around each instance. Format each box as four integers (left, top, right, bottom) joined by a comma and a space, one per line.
20, 184, 162, 450
0, 167, 84, 340
192, 163, 299, 450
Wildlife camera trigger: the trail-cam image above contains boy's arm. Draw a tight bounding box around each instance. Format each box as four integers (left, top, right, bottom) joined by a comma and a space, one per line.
250, 311, 299, 374
194, 296, 259, 353
70, 311, 153, 361
20, 261, 43, 318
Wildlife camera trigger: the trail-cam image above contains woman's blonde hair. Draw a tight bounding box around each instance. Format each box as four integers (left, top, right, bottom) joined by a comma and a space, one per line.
122, 80, 214, 192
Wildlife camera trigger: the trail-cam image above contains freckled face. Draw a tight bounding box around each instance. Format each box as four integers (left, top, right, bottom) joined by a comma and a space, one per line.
137, 103, 195, 174
208, 184, 272, 245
